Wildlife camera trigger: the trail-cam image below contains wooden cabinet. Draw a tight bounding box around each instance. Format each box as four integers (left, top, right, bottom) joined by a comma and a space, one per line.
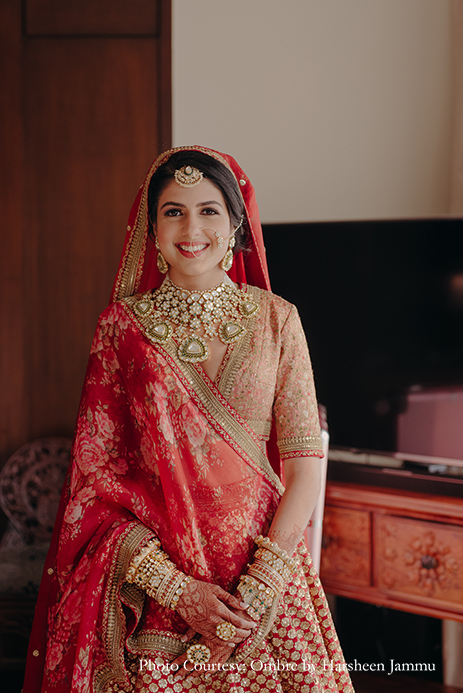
320, 482, 463, 622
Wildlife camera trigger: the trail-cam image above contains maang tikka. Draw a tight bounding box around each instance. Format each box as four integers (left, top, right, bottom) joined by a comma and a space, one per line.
174, 165, 203, 188
155, 237, 169, 274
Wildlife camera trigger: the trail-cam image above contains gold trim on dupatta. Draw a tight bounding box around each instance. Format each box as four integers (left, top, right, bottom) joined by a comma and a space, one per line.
94, 523, 153, 693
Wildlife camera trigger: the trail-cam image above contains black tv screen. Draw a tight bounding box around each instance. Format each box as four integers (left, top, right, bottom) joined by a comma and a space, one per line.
263, 218, 463, 451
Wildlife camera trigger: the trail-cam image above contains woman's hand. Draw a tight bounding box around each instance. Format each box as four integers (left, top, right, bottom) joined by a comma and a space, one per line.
175, 579, 257, 646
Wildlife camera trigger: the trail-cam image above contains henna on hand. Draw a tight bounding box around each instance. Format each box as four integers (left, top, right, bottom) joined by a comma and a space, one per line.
175, 579, 257, 646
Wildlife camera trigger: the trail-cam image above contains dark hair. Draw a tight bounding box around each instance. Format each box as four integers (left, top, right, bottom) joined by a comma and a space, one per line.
147, 150, 248, 253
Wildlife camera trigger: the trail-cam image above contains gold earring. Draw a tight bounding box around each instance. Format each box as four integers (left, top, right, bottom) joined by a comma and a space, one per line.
155, 237, 168, 274
220, 234, 236, 272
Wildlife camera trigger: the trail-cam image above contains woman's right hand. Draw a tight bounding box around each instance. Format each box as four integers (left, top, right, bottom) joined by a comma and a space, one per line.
175, 579, 257, 646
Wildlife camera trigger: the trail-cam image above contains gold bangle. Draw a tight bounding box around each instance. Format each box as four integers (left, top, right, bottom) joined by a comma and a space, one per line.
254, 535, 298, 572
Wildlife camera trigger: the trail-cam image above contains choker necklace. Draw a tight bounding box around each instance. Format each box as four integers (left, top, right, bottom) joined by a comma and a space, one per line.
132, 277, 259, 363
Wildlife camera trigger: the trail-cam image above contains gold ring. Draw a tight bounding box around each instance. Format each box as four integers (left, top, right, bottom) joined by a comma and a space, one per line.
216, 621, 237, 641
186, 643, 211, 664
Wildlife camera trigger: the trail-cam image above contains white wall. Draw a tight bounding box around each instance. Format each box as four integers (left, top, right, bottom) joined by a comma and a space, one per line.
172, 0, 453, 222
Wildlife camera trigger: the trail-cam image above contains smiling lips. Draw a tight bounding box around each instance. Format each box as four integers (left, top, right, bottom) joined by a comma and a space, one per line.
177, 242, 209, 257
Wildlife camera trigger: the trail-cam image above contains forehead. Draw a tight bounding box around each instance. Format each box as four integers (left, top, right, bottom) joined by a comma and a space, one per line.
158, 177, 227, 206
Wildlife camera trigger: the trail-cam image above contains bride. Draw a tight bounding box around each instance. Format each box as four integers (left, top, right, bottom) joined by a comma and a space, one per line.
24, 146, 354, 693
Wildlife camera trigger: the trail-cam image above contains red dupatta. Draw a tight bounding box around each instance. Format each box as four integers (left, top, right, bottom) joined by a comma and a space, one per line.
23, 147, 283, 693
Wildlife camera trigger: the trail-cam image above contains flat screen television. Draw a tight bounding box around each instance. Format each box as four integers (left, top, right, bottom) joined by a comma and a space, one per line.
263, 218, 463, 451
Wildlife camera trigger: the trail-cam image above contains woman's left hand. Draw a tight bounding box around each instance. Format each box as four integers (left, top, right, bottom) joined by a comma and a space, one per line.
175, 579, 256, 645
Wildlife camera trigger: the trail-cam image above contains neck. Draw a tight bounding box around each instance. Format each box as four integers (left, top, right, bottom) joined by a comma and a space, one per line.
166, 269, 228, 292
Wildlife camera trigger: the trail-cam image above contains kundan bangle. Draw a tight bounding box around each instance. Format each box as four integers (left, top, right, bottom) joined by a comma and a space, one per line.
125, 538, 193, 611
236, 575, 275, 620
254, 535, 298, 572
236, 535, 298, 621
125, 537, 161, 582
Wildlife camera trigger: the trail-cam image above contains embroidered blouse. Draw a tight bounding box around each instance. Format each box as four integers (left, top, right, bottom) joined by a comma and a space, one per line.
124, 284, 323, 460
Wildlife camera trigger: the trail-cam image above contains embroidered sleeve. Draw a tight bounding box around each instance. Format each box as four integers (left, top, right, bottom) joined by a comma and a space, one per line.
273, 305, 323, 459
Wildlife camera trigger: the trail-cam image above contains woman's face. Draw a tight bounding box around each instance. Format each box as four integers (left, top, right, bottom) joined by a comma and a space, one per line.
155, 177, 234, 289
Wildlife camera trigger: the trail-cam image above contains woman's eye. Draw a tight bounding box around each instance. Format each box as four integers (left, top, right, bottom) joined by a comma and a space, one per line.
164, 208, 182, 217
201, 207, 219, 215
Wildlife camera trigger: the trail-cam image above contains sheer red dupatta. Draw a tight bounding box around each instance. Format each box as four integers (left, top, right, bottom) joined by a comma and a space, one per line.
23, 147, 279, 693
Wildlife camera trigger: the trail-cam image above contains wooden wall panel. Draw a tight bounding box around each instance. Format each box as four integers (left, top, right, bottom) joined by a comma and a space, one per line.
0, 1, 27, 464
0, 0, 171, 465
24, 38, 160, 438
26, 0, 158, 35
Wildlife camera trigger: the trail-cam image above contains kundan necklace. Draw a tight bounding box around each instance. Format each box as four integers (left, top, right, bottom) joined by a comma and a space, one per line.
132, 276, 259, 363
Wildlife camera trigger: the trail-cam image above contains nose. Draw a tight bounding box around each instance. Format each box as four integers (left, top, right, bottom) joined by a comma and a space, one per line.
182, 212, 201, 239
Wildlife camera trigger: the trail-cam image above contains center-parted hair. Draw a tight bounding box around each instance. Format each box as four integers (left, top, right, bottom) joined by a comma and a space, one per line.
147, 151, 249, 254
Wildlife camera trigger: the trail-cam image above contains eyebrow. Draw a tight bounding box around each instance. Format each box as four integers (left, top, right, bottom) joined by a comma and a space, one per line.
160, 200, 224, 210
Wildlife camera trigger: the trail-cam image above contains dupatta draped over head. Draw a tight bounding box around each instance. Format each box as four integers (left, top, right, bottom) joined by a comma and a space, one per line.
111, 146, 271, 302
24, 147, 352, 693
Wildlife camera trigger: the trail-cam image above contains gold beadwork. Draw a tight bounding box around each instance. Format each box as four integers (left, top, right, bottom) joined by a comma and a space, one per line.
174, 165, 203, 188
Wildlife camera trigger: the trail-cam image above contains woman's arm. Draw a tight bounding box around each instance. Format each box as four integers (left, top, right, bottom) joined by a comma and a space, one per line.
268, 456, 321, 556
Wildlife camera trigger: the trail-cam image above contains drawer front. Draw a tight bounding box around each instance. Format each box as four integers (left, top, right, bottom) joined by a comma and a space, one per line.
320, 506, 371, 586
375, 515, 463, 609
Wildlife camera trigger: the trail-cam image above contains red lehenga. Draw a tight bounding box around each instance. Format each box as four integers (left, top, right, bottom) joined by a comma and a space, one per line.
24, 147, 354, 693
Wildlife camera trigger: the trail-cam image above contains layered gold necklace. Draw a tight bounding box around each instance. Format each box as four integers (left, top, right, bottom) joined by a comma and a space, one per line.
132, 277, 259, 363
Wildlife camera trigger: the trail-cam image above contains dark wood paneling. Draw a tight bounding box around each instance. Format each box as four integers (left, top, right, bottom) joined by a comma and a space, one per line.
0, 0, 27, 464
0, 0, 171, 462
26, 0, 159, 35
24, 38, 160, 438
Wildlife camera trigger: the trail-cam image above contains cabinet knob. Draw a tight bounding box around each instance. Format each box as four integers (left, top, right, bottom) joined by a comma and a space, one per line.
420, 554, 437, 570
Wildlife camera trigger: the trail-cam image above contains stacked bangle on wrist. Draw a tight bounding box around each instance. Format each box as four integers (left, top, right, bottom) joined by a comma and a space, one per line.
236, 535, 298, 620
236, 575, 275, 620
254, 535, 298, 573
125, 537, 193, 610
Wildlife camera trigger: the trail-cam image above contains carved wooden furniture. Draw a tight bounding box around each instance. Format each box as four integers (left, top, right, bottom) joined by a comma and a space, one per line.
0, 438, 71, 670
320, 481, 463, 622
